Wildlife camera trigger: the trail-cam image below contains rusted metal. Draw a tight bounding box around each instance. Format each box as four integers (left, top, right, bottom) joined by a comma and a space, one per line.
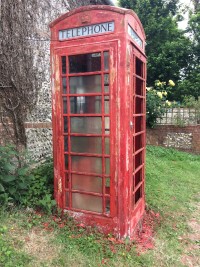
50, 5, 146, 239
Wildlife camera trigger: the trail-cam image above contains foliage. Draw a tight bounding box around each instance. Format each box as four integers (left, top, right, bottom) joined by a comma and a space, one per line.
0, 144, 55, 212
146, 80, 175, 128
0, 145, 33, 205
176, 1, 200, 101
182, 96, 200, 123
22, 158, 56, 213
119, 0, 191, 88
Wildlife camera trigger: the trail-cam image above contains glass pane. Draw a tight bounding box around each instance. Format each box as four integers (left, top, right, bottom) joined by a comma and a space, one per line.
66, 191, 69, 207
71, 136, 102, 154
105, 178, 110, 194
104, 51, 109, 71
72, 174, 102, 193
105, 158, 110, 175
134, 186, 142, 204
105, 117, 110, 134
63, 117, 68, 133
135, 134, 143, 152
72, 193, 102, 213
135, 116, 144, 132
135, 151, 143, 169
62, 77, 67, 94
135, 98, 143, 114
71, 156, 102, 174
65, 173, 69, 189
69, 75, 101, 94
104, 96, 109, 114
105, 137, 110, 154
135, 169, 142, 187
136, 58, 143, 77
105, 197, 110, 214
69, 52, 101, 73
63, 97, 68, 114
71, 117, 102, 134
70, 96, 101, 114
65, 155, 68, 170
64, 136, 68, 152
61, 56, 66, 74
104, 74, 109, 93
136, 78, 144, 96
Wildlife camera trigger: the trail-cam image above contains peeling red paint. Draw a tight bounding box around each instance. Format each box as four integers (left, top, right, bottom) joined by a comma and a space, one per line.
50, 5, 146, 239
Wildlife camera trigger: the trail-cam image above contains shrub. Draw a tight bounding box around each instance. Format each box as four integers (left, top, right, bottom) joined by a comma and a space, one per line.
146, 80, 175, 128
22, 158, 56, 213
0, 145, 32, 205
0, 145, 56, 213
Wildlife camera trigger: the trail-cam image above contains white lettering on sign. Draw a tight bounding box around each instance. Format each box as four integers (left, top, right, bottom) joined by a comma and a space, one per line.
59, 21, 114, 40
128, 24, 143, 48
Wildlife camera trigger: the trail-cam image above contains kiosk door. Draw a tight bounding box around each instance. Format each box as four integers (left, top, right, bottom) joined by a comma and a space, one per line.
131, 46, 146, 211
59, 43, 117, 217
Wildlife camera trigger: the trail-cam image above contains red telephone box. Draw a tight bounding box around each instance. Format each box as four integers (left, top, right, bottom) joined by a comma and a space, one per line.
50, 5, 146, 239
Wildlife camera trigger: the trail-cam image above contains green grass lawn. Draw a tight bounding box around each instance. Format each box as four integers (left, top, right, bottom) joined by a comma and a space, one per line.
0, 146, 200, 267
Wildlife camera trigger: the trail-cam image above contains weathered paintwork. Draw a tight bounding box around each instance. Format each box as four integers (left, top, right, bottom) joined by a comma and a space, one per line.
50, 5, 146, 239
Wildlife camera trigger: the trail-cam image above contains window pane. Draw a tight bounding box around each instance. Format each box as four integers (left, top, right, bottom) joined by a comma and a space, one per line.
65, 155, 68, 170
70, 96, 101, 114
135, 116, 144, 132
105, 137, 110, 154
135, 169, 142, 187
71, 136, 102, 154
63, 97, 68, 114
105, 158, 110, 175
64, 136, 68, 152
71, 117, 102, 134
72, 193, 102, 213
65, 173, 69, 189
66, 191, 69, 207
61, 56, 66, 74
136, 58, 143, 77
105, 117, 110, 134
105, 197, 110, 214
135, 97, 143, 114
104, 51, 109, 71
105, 178, 110, 194
136, 78, 144, 96
104, 74, 109, 93
69, 52, 101, 73
63, 117, 68, 133
135, 134, 143, 152
69, 75, 101, 94
104, 96, 109, 114
135, 151, 143, 170
72, 174, 102, 193
62, 77, 67, 94
71, 156, 102, 174
134, 186, 142, 204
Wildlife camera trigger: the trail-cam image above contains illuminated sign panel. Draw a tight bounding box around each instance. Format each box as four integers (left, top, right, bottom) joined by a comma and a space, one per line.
128, 24, 143, 48
59, 21, 114, 40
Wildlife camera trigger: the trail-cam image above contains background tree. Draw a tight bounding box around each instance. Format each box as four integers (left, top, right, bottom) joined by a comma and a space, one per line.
176, 0, 200, 100
119, 0, 191, 99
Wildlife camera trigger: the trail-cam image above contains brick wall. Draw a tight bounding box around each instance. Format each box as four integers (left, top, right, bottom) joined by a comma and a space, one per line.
146, 125, 200, 154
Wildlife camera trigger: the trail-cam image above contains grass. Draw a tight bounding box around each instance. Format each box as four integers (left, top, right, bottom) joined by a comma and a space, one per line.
0, 145, 200, 267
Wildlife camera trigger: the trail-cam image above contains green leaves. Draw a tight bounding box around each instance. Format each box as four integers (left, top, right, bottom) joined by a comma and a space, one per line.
0, 145, 32, 204
119, 0, 192, 93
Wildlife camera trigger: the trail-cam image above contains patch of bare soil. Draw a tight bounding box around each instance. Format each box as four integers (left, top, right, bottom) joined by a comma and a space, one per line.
10, 224, 61, 266
181, 196, 200, 267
